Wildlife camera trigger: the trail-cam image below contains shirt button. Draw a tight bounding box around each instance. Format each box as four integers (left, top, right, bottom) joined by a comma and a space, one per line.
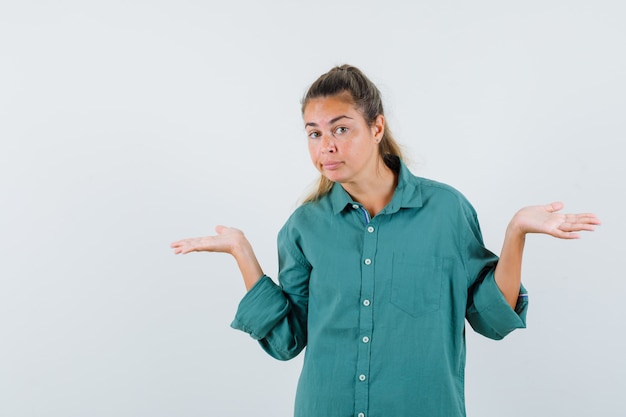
359, 374, 367, 381
352, 204, 359, 209
358, 414, 365, 417
363, 299, 371, 306
367, 226, 374, 233
364, 258, 371, 265
362, 336, 370, 343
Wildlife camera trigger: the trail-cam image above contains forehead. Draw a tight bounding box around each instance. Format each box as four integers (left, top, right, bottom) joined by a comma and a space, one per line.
303, 94, 362, 124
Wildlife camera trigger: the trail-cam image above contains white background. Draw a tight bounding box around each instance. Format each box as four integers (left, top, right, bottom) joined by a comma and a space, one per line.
1, 1, 624, 416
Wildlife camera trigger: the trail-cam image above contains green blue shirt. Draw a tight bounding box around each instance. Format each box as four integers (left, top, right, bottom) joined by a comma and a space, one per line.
232, 159, 528, 417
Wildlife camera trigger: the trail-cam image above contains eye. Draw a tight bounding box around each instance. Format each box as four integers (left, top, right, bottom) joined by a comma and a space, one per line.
334, 126, 348, 135
308, 131, 321, 139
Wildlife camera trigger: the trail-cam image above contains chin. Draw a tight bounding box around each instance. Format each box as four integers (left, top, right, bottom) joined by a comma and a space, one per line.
322, 172, 345, 183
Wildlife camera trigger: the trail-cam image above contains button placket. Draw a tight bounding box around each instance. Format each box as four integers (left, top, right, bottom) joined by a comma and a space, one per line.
354, 216, 379, 417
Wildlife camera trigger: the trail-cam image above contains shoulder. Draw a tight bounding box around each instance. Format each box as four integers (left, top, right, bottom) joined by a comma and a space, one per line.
417, 176, 464, 197
292, 194, 334, 222
395, 158, 473, 211
396, 165, 481, 238
410, 176, 486, 245
410, 171, 476, 215
279, 194, 334, 238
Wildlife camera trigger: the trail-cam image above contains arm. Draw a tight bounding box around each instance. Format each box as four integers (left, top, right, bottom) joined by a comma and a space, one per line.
495, 201, 601, 308
171, 224, 311, 360
170, 225, 264, 290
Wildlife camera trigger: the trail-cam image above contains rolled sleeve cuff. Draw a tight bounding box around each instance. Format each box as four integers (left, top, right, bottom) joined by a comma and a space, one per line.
230, 275, 289, 340
469, 272, 528, 339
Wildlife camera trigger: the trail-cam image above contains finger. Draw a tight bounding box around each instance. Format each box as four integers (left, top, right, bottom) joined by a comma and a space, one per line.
570, 223, 598, 232
559, 222, 596, 233
179, 245, 197, 254
562, 232, 580, 239
546, 201, 564, 213
579, 214, 602, 225
564, 215, 601, 227
564, 213, 601, 225
553, 227, 581, 239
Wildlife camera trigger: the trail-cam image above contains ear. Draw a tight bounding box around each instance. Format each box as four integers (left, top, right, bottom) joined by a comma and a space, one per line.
371, 114, 385, 141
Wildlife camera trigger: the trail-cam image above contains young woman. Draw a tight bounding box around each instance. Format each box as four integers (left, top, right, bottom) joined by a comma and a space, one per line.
171, 65, 600, 417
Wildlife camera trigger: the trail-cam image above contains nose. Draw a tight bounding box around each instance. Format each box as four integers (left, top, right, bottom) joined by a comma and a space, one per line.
321, 135, 336, 153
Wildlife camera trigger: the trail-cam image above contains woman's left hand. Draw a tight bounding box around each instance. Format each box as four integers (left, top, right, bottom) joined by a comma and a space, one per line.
510, 201, 601, 239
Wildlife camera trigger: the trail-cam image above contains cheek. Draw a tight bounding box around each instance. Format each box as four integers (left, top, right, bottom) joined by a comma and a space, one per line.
307, 142, 319, 163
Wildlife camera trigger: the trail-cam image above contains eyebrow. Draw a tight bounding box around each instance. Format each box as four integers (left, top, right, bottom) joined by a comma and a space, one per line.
305, 115, 353, 128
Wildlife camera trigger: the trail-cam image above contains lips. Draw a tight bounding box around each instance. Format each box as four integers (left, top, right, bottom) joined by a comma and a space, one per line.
322, 161, 343, 170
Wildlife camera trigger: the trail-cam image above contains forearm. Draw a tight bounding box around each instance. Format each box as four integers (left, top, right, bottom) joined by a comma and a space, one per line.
231, 238, 265, 291
494, 222, 526, 309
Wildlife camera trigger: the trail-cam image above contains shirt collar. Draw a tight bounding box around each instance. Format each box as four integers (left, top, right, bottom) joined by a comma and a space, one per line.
329, 157, 423, 215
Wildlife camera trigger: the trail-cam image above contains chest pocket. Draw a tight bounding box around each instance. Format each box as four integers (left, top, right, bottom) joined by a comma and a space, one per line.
390, 254, 443, 317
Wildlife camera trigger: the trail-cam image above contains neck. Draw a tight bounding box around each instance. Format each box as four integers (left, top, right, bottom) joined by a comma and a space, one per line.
342, 162, 397, 217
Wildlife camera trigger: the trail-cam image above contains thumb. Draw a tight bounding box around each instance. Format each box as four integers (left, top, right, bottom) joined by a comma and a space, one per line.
215, 225, 228, 235
546, 201, 564, 213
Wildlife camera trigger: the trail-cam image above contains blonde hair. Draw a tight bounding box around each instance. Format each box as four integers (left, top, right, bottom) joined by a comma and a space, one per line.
301, 64, 404, 203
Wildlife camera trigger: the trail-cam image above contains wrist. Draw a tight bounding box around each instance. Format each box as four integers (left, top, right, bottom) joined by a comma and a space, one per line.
506, 213, 527, 240
230, 235, 252, 259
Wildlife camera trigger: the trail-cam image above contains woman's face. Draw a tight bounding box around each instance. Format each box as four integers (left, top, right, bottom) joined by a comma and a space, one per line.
303, 94, 384, 186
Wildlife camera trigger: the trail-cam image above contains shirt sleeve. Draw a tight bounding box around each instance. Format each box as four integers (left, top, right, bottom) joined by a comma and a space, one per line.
230, 222, 311, 360
460, 200, 529, 340
466, 270, 529, 340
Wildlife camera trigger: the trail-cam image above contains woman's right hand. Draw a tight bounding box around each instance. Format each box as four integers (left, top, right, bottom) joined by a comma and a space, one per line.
170, 226, 264, 290
170, 225, 247, 255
